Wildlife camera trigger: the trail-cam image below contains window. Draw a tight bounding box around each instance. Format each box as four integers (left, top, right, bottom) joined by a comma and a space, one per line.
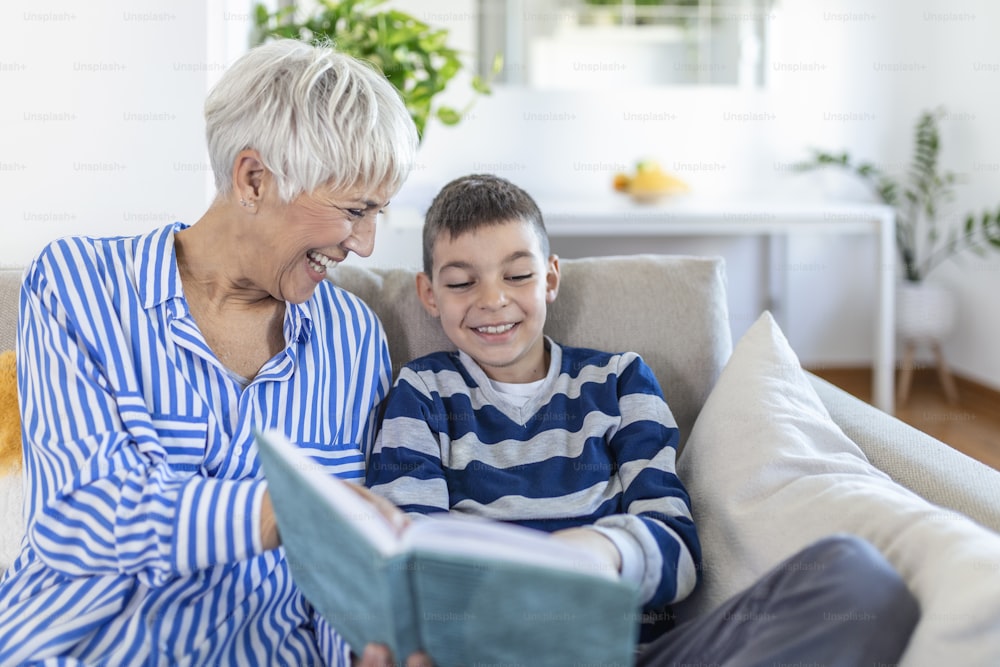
478, 0, 773, 88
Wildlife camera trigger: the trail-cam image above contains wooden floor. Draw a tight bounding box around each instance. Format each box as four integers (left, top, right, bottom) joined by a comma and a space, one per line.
807, 366, 1000, 472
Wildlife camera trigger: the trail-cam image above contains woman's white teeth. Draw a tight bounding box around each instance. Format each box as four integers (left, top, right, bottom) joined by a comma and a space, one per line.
307, 250, 335, 272
478, 323, 515, 334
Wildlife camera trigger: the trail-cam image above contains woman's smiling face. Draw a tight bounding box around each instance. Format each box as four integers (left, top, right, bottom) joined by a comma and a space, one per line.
265, 185, 390, 304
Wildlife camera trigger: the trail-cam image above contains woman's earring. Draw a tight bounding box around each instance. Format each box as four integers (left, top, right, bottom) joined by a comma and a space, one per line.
240, 198, 256, 208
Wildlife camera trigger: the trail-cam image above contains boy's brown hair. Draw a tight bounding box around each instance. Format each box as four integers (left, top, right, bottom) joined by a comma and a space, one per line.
422, 174, 550, 275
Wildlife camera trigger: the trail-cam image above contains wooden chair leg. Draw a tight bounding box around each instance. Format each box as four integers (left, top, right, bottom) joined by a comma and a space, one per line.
931, 341, 960, 405
897, 339, 917, 408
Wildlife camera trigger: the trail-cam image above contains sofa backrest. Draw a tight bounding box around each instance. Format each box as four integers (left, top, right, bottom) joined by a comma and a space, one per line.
331, 254, 732, 447
0, 255, 732, 446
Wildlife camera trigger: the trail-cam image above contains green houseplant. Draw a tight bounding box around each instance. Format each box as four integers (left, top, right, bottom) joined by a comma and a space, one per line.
252, 0, 495, 140
794, 107, 1000, 283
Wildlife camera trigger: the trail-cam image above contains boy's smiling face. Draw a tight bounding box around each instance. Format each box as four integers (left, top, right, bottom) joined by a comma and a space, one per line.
417, 219, 560, 383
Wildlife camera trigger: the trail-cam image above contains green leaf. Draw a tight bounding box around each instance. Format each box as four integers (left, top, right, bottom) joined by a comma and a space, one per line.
470, 75, 491, 95
436, 106, 462, 125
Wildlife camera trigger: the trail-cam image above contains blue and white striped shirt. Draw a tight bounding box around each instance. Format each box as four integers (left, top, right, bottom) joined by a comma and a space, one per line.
367, 341, 701, 613
0, 223, 390, 665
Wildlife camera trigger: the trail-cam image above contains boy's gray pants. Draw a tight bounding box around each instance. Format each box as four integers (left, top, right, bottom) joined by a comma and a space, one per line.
637, 534, 920, 667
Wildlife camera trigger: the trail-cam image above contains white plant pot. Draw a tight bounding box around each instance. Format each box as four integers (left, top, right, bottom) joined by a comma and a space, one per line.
896, 281, 957, 342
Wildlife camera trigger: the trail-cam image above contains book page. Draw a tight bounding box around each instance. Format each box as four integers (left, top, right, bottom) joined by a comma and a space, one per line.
402, 514, 618, 581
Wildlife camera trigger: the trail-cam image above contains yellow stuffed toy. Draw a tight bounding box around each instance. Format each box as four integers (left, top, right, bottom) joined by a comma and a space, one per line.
0, 350, 21, 474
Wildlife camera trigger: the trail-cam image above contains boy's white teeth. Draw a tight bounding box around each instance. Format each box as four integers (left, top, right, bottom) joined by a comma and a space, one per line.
477, 323, 515, 334
307, 250, 335, 272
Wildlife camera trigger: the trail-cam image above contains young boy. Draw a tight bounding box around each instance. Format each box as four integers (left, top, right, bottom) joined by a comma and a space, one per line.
368, 173, 699, 624
366, 174, 918, 664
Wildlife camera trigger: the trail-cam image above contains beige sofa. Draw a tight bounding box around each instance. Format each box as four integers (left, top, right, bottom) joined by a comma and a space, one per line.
2, 256, 1000, 664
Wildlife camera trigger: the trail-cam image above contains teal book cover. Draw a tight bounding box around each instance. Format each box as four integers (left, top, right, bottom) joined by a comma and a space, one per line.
255, 428, 641, 667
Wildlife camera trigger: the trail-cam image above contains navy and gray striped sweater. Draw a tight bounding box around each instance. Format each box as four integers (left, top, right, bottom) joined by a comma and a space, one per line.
367, 340, 701, 612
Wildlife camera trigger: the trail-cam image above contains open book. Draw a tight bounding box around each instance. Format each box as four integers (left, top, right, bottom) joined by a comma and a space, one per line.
255, 428, 641, 667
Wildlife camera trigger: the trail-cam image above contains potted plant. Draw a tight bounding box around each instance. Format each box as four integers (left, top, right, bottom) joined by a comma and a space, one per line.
794, 108, 1000, 343
252, 0, 496, 140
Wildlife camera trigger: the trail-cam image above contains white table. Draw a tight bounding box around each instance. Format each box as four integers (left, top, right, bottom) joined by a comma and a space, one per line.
539, 196, 897, 414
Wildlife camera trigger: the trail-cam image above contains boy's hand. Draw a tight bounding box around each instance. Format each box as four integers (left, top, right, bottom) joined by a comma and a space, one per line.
551, 527, 622, 575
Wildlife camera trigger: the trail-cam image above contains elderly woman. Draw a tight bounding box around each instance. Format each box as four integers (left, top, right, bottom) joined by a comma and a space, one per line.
0, 40, 419, 665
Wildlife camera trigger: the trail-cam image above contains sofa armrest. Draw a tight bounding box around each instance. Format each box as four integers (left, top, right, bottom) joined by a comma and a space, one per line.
808, 372, 1000, 535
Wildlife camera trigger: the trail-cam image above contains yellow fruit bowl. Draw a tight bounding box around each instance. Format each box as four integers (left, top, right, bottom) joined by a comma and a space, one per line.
613, 161, 689, 204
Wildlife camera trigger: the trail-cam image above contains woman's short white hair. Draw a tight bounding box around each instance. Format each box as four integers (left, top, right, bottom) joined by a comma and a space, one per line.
205, 39, 418, 202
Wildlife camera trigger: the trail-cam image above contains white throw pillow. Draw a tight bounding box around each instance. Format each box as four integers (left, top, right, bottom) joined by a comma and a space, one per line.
674, 311, 1000, 666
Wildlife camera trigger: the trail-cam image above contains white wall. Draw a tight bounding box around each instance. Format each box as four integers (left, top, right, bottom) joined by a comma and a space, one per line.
0, 2, 221, 265
2, 0, 999, 390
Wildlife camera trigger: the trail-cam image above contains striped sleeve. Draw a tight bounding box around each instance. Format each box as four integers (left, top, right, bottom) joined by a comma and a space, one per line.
358, 313, 392, 466
18, 244, 262, 587
594, 353, 702, 609
366, 367, 451, 515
